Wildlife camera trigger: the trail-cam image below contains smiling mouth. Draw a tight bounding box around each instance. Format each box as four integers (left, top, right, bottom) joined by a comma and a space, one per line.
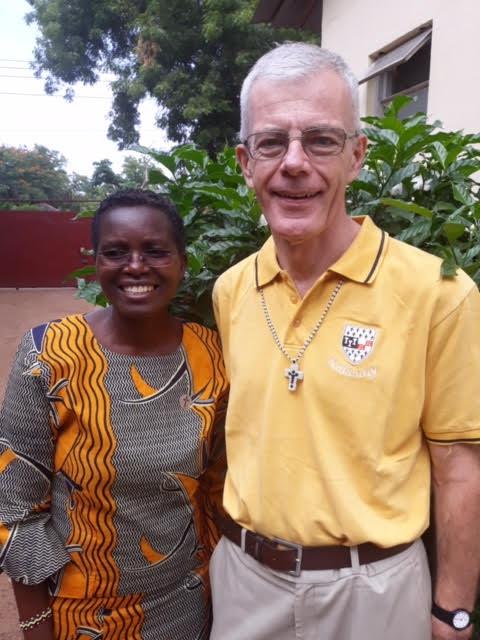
120, 285, 157, 295
275, 191, 320, 199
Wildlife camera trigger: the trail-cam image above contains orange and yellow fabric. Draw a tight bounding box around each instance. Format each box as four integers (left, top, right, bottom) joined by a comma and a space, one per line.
0, 314, 228, 640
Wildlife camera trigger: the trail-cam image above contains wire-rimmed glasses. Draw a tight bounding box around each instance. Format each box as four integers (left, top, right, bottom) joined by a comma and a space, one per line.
243, 126, 359, 161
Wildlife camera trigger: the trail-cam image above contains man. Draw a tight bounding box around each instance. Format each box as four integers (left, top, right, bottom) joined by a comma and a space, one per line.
210, 43, 480, 640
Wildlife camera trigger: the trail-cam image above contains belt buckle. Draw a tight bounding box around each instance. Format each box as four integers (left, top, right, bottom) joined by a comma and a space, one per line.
272, 536, 303, 577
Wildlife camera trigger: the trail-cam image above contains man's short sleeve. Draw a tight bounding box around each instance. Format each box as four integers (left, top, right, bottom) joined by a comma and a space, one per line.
422, 283, 480, 444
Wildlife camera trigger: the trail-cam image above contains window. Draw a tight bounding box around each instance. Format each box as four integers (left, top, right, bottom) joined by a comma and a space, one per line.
359, 29, 432, 119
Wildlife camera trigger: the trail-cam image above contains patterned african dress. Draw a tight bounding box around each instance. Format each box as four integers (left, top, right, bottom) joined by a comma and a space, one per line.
0, 314, 228, 640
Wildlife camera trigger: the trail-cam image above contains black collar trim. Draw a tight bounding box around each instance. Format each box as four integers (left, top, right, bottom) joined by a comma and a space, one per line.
363, 230, 386, 283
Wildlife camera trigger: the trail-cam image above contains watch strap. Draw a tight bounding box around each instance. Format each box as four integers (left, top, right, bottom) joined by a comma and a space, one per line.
432, 602, 472, 630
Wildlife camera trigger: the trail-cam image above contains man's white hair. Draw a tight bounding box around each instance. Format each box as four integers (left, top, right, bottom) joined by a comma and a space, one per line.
239, 42, 361, 140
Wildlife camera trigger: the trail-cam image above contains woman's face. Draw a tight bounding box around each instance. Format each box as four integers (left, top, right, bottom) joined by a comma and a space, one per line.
95, 205, 186, 320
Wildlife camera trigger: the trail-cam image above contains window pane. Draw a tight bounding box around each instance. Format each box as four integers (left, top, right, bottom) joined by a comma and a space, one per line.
391, 43, 431, 93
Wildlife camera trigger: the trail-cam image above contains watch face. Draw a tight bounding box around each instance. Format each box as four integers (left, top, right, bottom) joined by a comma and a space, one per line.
452, 610, 470, 630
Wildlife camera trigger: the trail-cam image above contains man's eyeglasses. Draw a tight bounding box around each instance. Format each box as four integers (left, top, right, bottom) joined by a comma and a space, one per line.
98, 247, 176, 266
243, 127, 359, 161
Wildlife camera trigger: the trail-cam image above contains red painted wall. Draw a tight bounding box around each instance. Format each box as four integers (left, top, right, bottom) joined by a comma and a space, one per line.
0, 210, 94, 287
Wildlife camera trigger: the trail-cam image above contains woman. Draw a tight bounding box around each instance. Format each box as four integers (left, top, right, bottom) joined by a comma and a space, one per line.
0, 189, 228, 640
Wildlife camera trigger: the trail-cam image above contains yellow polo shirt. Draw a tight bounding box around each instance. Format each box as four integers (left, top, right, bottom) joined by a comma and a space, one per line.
213, 216, 480, 547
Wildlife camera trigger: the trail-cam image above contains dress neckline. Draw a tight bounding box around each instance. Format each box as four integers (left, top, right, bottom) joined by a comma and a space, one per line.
75, 313, 189, 359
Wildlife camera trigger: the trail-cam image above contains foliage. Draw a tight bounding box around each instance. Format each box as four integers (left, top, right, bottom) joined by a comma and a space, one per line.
347, 96, 480, 284
91, 159, 121, 188
73, 144, 269, 324
26, 0, 314, 152
75, 97, 480, 321
0, 146, 154, 211
0, 144, 71, 206
73, 155, 154, 204
147, 145, 269, 323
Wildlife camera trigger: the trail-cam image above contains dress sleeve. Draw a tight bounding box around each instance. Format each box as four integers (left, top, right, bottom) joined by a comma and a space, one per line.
0, 331, 71, 584
198, 388, 228, 555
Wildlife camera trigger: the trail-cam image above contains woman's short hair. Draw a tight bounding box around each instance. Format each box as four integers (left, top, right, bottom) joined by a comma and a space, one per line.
92, 189, 185, 255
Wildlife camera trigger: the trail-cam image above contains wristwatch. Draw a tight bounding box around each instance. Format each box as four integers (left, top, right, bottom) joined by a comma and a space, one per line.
432, 602, 472, 630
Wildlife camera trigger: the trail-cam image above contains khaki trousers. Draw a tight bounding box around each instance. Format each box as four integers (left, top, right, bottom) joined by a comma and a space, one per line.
210, 536, 431, 640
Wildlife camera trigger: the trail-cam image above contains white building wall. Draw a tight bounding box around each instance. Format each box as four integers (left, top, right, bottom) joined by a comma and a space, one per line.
321, 0, 480, 133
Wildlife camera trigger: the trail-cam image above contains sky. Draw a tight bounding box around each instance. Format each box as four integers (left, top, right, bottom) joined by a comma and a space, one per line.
0, 1, 170, 177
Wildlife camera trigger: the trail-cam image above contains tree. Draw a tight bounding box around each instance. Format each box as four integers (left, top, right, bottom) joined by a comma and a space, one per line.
0, 144, 71, 206
26, 0, 314, 152
91, 159, 121, 188
120, 155, 153, 188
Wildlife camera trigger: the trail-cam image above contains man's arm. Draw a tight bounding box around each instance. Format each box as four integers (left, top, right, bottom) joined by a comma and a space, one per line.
429, 442, 480, 640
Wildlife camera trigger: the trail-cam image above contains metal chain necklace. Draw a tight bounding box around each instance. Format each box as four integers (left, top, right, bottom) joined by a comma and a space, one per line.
259, 279, 344, 391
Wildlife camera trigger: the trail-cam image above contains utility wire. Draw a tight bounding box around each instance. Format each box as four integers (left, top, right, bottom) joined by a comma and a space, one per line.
0, 92, 111, 99
0, 72, 113, 83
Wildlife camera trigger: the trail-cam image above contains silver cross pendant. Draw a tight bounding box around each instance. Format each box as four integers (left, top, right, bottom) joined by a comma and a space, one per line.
284, 361, 304, 391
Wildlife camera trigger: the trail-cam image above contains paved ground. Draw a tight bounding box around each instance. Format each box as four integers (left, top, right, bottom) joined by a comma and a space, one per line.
0, 288, 92, 638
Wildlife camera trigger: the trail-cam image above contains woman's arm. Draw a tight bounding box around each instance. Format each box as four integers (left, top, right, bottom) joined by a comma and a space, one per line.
12, 580, 54, 640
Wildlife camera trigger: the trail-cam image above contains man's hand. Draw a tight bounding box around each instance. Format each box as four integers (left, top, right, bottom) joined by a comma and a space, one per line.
432, 615, 474, 640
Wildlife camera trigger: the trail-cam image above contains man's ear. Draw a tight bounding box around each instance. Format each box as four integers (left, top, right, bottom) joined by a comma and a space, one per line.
347, 134, 368, 183
236, 144, 254, 188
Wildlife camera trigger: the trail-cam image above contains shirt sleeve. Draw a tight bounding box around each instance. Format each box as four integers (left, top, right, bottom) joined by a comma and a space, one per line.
0, 331, 71, 584
422, 283, 480, 444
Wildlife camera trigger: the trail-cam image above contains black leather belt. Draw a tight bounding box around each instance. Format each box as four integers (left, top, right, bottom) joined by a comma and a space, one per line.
219, 516, 412, 577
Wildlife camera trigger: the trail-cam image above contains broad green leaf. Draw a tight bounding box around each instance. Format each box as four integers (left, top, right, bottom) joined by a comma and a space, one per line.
396, 219, 431, 245
384, 95, 413, 118
74, 209, 95, 219
350, 180, 379, 196
447, 160, 480, 177
380, 198, 433, 218
132, 146, 178, 173
464, 245, 480, 262
147, 168, 174, 184
442, 222, 467, 243
186, 252, 203, 275
75, 279, 107, 306
364, 127, 399, 146
440, 257, 458, 278
68, 265, 96, 279
175, 147, 209, 167
452, 183, 476, 206
431, 142, 448, 168
387, 163, 420, 188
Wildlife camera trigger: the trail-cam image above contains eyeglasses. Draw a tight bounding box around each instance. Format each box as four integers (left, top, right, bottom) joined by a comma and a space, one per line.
98, 247, 176, 266
243, 127, 359, 161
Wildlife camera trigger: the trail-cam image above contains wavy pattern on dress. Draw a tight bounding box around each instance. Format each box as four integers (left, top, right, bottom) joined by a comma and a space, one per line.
41, 316, 119, 598
53, 592, 143, 640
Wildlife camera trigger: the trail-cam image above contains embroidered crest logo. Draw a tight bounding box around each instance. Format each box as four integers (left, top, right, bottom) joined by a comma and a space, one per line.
342, 325, 377, 365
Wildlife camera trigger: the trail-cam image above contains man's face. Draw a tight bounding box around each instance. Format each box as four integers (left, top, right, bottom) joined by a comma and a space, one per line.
236, 71, 367, 246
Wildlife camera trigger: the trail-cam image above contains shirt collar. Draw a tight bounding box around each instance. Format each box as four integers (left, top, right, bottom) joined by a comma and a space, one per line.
254, 216, 388, 289
329, 216, 387, 284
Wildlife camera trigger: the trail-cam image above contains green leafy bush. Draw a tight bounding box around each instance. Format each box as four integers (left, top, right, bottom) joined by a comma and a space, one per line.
75, 96, 480, 322
142, 144, 269, 325
348, 96, 480, 282
72, 145, 268, 325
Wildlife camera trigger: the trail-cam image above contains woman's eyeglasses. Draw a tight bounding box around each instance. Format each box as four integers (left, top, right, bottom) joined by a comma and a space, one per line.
98, 248, 176, 266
